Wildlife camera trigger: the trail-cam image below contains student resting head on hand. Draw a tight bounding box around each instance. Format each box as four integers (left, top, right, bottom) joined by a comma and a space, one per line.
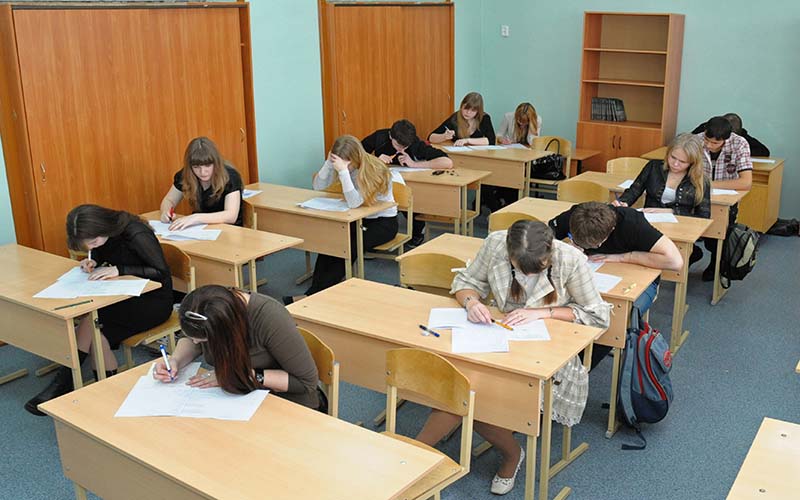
428, 91, 495, 146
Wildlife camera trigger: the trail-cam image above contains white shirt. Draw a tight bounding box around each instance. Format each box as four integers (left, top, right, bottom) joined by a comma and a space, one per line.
661, 186, 676, 204
313, 160, 401, 218
497, 111, 543, 144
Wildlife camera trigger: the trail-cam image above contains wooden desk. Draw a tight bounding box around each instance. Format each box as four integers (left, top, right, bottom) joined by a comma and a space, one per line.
0, 244, 160, 388
727, 417, 800, 499
398, 168, 491, 235
140, 211, 302, 292
494, 197, 711, 355
397, 233, 660, 438
571, 148, 601, 177
245, 183, 395, 280
40, 363, 444, 500
641, 146, 667, 160
288, 279, 605, 500
739, 158, 785, 232
432, 143, 553, 198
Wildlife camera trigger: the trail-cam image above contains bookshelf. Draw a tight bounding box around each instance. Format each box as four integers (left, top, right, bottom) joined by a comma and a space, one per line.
576, 12, 684, 171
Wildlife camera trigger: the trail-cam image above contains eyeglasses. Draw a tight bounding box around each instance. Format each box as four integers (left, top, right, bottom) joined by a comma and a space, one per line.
184, 311, 208, 321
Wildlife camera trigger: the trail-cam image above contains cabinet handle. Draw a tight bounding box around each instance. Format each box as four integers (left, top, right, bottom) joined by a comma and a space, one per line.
618, 136, 622, 150
240, 128, 245, 143
40, 162, 46, 183
341, 110, 347, 122
611, 135, 616, 150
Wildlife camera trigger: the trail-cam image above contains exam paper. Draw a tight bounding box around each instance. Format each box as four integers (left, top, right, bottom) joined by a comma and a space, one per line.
643, 212, 678, 223
586, 261, 605, 273
617, 179, 634, 189
468, 145, 504, 151
451, 327, 509, 353
711, 188, 739, 195
592, 272, 623, 293
242, 189, 262, 199
751, 158, 775, 164
115, 363, 269, 421
428, 308, 470, 328
505, 320, 551, 341
148, 221, 220, 241
390, 167, 432, 173
298, 197, 350, 212
34, 267, 149, 298
443, 146, 472, 152
502, 144, 529, 150
430, 308, 550, 343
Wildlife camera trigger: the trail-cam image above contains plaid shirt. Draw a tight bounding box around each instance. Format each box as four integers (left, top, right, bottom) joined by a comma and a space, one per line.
451, 232, 610, 329
696, 132, 753, 181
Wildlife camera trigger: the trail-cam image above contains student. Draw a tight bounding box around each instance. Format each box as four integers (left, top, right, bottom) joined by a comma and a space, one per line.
613, 133, 710, 266
428, 92, 496, 146
549, 202, 683, 366
496, 102, 542, 145
153, 285, 321, 410
692, 113, 770, 157
362, 119, 453, 247
160, 136, 244, 229
288, 135, 398, 300
25, 205, 173, 416
696, 116, 753, 280
416, 221, 609, 495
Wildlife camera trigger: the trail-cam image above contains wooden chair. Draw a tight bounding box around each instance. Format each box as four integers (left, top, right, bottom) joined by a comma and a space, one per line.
488, 211, 538, 233
120, 243, 195, 370
557, 179, 610, 203
383, 348, 475, 500
606, 157, 648, 178
297, 327, 340, 418
366, 182, 413, 259
398, 253, 466, 297
529, 136, 573, 197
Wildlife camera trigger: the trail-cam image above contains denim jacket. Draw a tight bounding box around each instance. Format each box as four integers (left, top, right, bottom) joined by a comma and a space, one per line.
618, 160, 711, 219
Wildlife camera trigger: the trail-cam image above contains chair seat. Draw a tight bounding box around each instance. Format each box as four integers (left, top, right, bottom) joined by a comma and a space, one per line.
417, 210, 478, 224
373, 233, 411, 252
122, 311, 180, 348
382, 431, 466, 499
530, 178, 563, 186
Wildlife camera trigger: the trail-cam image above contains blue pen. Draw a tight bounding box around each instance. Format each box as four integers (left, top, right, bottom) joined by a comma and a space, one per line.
418, 325, 441, 338
159, 344, 174, 381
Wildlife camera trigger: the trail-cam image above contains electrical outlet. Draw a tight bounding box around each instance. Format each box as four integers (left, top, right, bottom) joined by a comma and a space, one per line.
501, 25, 510, 37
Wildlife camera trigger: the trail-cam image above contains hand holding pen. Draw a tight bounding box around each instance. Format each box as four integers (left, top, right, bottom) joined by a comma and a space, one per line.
153, 344, 176, 382
80, 249, 97, 273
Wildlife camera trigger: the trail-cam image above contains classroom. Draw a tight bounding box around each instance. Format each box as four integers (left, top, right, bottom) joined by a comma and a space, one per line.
0, 1, 798, 499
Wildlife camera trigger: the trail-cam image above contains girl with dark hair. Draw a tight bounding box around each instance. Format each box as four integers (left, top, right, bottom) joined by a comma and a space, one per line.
25, 204, 173, 415
159, 136, 244, 229
415, 221, 609, 495
153, 285, 320, 409
428, 92, 496, 146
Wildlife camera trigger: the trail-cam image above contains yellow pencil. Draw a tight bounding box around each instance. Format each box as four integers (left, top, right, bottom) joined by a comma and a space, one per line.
493, 319, 514, 331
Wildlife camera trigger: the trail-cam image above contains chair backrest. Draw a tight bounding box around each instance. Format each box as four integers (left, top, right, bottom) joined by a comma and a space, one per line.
399, 253, 465, 296
242, 201, 258, 230
532, 135, 573, 178
297, 327, 340, 418
160, 242, 196, 292
488, 211, 538, 233
557, 179, 610, 203
393, 181, 413, 237
607, 157, 648, 177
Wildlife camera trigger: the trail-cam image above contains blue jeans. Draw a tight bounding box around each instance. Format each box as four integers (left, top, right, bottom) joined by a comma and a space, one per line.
632, 278, 660, 315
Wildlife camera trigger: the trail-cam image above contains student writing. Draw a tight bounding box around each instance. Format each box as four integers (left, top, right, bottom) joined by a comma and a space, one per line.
496, 102, 542, 145
428, 92, 495, 146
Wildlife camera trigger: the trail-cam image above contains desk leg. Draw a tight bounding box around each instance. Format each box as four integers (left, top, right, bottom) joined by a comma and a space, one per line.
0, 368, 27, 386
295, 252, 314, 285
461, 186, 468, 236
670, 280, 690, 355
540, 379, 572, 500
356, 220, 365, 279
523, 160, 531, 198
90, 311, 106, 380
73, 483, 88, 500
249, 259, 258, 293
606, 348, 622, 438
524, 433, 537, 500
711, 239, 728, 305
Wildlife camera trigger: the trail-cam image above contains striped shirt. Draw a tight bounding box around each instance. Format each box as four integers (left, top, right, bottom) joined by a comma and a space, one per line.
696, 132, 753, 181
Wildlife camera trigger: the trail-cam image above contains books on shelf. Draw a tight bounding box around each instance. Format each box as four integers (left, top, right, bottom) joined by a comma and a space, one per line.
591, 97, 627, 122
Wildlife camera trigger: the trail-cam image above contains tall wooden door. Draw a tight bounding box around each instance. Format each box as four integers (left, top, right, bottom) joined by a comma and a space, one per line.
12, 7, 250, 255
321, 2, 454, 150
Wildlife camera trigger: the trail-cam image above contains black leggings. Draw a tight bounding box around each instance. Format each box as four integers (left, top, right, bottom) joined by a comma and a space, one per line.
306, 216, 398, 295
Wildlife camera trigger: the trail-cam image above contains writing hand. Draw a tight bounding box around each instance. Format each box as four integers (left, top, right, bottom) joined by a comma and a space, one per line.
397, 152, 414, 167
168, 214, 200, 231
466, 301, 493, 324
378, 154, 395, 164
88, 266, 119, 281
80, 258, 97, 274
611, 199, 628, 207
153, 358, 180, 383
453, 139, 469, 147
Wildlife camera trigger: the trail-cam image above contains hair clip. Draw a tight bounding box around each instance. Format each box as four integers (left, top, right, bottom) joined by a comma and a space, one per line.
184, 311, 208, 321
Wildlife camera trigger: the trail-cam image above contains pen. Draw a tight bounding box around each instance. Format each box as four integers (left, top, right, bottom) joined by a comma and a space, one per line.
493, 319, 514, 331
53, 299, 93, 311
168, 207, 175, 222
418, 325, 441, 338
88, 249, 92, 262
160, 344, 174, 381
622, 283, 638, 295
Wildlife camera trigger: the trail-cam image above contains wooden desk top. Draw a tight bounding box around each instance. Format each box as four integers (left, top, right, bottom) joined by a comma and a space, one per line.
0, 244, 161, 320
399, 168, 491, 186
245, 183, 396, 223
432, 142, 554, 162
641, 146, 667, 160
572, 148, 602, 161
288, 279, 604, 380
397, 234, 660, 302
727, 417, 800, 499
750, 157, 785, 172
140, 211, 303, 265
40, 363, 444, 500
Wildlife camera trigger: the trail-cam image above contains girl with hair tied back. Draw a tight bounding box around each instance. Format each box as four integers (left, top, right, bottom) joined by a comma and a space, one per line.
415, 220, 610, 496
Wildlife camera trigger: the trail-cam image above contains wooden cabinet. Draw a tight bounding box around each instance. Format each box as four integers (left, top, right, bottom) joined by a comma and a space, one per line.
0, 3, 257, 256
738, 160, 784, 232
576, 12, 684, 172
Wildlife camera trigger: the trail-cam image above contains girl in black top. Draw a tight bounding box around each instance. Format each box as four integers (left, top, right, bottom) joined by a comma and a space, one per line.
613, 133, 711, 219
429, 92, 495, 146
25, 205, 173, 415
159, 136, 244, 229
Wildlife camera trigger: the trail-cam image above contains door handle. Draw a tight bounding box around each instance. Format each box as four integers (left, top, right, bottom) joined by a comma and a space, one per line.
618, 135, 623, 150
611, 135, 616, 150
40, 162, 46, 183
240, 128, 245, 143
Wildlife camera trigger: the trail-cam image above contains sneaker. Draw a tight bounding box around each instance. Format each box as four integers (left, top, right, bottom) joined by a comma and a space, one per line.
405, 234, 425, 249
490, 447, 525, 495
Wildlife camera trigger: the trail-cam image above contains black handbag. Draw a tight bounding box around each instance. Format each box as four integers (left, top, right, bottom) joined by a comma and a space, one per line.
530, 138, 567, 180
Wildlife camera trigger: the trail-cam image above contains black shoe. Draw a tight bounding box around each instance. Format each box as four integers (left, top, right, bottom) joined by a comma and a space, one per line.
406, 234, 425, 250
282, 296, 294, 306
25, 367, 74, 416
689, 244, 703, 267
701, 265, 715, 282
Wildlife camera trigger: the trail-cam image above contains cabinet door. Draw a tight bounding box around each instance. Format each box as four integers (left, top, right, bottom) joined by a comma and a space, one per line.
616, 126, 663, 158
14, 8, 248, 255
576, 121, 618, 171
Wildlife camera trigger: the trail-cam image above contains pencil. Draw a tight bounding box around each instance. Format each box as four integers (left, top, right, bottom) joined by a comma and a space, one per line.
54, 299, 93, 311
493, 319, 514, 331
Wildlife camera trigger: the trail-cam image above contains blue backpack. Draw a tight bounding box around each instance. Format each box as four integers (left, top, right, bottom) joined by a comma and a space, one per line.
618, 309, 673, 450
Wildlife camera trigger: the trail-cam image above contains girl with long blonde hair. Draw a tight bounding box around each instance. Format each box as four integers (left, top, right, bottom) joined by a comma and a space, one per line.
159, 136, 244, 229
497, 102, 542, 145
429, 92, 495, 146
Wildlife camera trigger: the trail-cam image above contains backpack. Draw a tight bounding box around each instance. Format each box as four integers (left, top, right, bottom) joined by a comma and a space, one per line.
766, 218, 799, 237
720, 223, 759, 289
618, 309, 673, 450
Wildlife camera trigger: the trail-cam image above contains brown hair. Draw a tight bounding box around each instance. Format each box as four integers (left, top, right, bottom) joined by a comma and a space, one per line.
330, 135, 391, 205
506, 220, 557, 304
180, 137, 229, 210
664, 133, 706, 206
66, 204, 146, 251
569, 202, 617, 250
178, 285, 259, 395
455, 92, 486, 139
513, 102, 539, 145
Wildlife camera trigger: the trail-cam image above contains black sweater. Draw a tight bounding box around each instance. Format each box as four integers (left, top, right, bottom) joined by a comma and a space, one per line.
618, 160, 711, 219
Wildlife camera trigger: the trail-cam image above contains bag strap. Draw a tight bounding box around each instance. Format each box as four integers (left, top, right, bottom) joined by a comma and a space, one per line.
621, 427, 647, 450
544, 138, 561, 154
618, 315, 639, 428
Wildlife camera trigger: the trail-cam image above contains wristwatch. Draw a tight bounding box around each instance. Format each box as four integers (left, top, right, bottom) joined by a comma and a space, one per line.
255, 372, 264, 386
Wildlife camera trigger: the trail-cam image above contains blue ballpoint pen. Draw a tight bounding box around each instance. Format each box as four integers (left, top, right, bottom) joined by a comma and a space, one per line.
418, 325, 441, 337
159, 344, 174, 381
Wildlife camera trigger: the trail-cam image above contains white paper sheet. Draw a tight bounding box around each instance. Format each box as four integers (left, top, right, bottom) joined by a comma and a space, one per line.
149, 221, 208, 233
751, 158, 775, 164
298, 197, 350, 212
34, 266, 149, 298
115, 363, 269, 421
428, 308, 470, 328
643, 212, 679, 223
505, 320, 551, 341
442, 146, 472, 152
148, 221, 220, 241
592, 272, 623, 293
617, 179, 634, 189
451, 327, 509, 353
711, 188, 739, 195
242, 189, 262, 199
390, 167, 432, 173
502, 143, 529, 150
468, 145, 504, 150
586, 261, 605, 273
